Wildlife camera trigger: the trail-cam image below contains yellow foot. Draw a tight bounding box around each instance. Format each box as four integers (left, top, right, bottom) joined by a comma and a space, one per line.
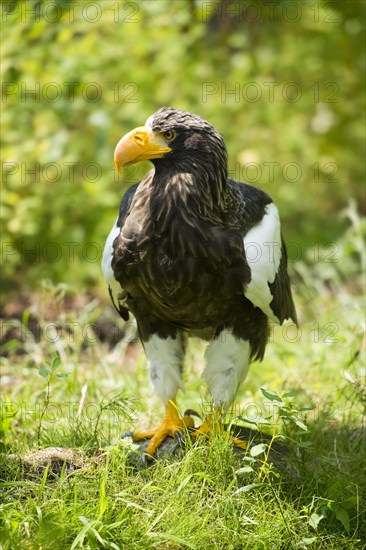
129, 401, 195, 456
231, 435, 247, 450
189, 409, 247, 450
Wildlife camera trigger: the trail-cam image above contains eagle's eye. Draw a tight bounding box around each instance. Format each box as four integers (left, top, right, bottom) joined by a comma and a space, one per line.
162, 130, 176, 142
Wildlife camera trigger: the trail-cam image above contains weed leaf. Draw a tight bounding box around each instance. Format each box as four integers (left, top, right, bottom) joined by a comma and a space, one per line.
260, 388, 282, 402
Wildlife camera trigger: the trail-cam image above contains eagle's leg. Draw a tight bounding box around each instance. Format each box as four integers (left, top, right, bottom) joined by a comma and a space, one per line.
191, 333, 251, 450
129, 332, 194, 455
131, 400, 195, 455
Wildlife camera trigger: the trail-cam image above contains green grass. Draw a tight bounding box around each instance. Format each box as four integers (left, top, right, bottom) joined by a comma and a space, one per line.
1, 308, 364, 549
1, 214, 365, 549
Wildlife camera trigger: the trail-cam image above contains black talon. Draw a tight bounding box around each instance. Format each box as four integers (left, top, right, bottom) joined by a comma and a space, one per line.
174, 430, 185, 444
121, 431, 134, 439
184, 409, 202, 420
142, 450, 154, 465
141, 453, 149, 466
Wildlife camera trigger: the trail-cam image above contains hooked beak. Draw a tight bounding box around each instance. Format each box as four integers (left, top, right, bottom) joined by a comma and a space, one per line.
114, 126, 172, 172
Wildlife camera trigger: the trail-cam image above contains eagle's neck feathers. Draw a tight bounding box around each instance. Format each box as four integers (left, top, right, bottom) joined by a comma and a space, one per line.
145, 153, 228, 228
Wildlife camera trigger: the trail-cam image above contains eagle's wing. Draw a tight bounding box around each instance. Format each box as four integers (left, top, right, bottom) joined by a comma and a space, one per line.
268, 236, 298, 325
236, 183, 297, 325
101, 183, 139, 321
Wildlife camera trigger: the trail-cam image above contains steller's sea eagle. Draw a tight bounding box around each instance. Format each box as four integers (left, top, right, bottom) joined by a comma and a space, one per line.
102, 107, 297, 456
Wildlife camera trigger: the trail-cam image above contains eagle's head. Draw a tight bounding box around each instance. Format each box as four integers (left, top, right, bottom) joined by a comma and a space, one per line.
114, 107, 228, 184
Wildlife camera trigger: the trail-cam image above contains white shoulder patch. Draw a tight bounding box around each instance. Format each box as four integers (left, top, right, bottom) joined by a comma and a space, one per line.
102, 219, 122, 302
243, 202, 282, 323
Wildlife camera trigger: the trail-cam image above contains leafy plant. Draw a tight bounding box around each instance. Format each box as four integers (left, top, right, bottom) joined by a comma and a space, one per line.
258, 387, 314, 449
36, 354, 67, 442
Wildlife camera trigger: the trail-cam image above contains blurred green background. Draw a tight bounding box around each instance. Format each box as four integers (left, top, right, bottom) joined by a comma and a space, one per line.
1, 0, 365, 296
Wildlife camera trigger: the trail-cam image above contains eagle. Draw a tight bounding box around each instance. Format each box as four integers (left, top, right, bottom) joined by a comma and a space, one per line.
102, 107, 297, 456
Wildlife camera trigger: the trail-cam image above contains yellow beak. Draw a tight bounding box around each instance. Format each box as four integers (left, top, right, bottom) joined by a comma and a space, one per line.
114, 126, 172, 172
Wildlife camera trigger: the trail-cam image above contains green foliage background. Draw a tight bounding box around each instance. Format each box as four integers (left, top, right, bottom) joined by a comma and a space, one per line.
1, 0, 365, 293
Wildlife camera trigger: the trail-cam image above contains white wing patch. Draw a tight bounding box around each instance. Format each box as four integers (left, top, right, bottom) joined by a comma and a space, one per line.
102, 219, 123, 305
243, 202, 282, 323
